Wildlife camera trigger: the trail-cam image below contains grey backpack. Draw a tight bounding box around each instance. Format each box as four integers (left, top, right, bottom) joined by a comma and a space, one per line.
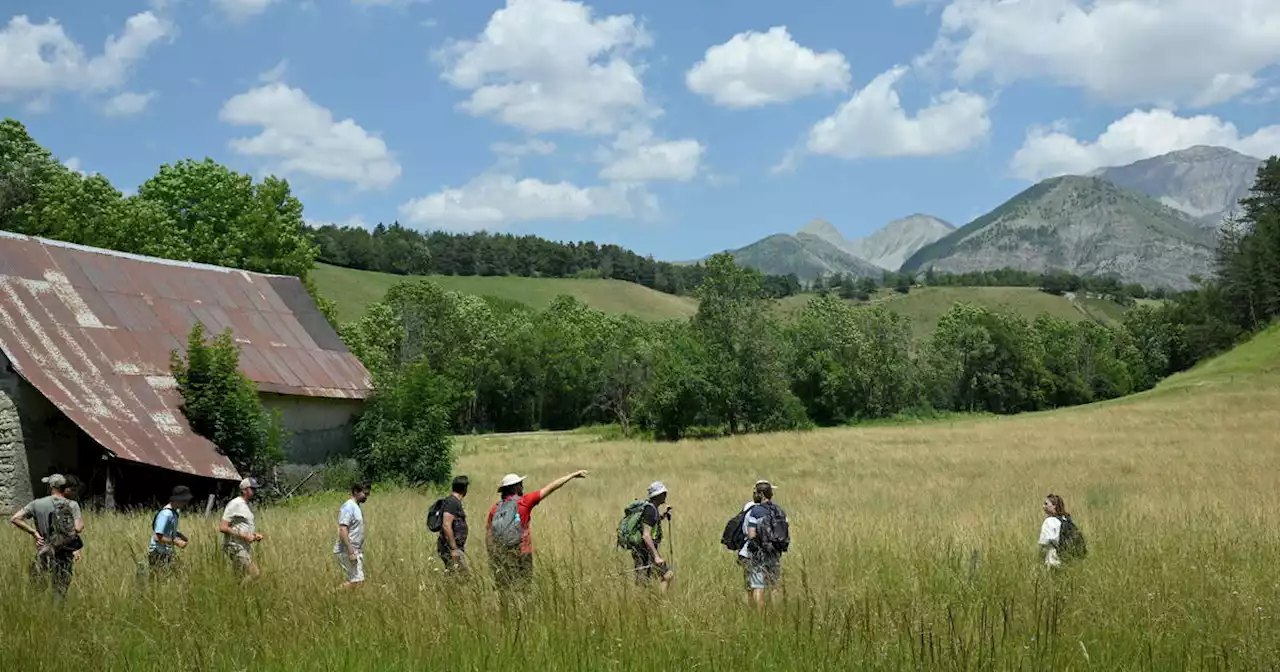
489, 497, 523, 550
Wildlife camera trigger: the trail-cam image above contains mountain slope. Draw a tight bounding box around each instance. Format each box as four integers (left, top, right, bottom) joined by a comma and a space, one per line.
1092, 145, 1262, 225
846, 214, 954, 271
726, 232, 883, 281
901, 176, 1216, 290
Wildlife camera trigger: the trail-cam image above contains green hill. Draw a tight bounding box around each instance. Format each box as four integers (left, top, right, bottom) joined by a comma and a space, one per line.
311, 263, 698, 322
777, 286, 1128, 339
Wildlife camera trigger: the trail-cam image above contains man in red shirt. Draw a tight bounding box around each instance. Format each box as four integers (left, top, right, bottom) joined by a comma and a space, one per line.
486, 469, 588, 590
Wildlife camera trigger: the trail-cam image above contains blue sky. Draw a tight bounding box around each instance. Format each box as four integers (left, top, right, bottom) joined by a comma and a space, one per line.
3, 0, 1279, 262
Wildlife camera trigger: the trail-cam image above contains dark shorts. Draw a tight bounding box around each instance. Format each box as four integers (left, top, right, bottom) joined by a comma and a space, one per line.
491, 551, 533, 589
31, 550, 75, 596
631, 548, 672, 584
439, 548, 470, 574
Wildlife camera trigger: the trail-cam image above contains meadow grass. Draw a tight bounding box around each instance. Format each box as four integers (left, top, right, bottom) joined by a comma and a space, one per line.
310, 263, 698, 322
3, 333, 1279, 670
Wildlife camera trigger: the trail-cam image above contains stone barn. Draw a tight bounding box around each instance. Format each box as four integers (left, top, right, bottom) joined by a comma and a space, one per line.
0, 232, 372, 510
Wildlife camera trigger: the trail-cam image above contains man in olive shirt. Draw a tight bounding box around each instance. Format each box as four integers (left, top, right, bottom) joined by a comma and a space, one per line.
9, 474, 85, 599
437, 475, 470, 574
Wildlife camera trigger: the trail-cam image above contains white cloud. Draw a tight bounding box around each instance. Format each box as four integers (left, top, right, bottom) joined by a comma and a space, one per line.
63, 157, 86, 175
490, 139, 557, 157
0, 12, 173, 100
805, 65, 990, 159
103, 91, 155, 117
399, 173, 655, 230
436, 0, 652, 135
258, 59, 288, 84
930, 0, 1280, 108
597, 126, 703, 182
1011, 109, 1280, 181
213, 0, 280, 20
307, 215, 369, 229
686, 26, 850, 108
220, 83, 402, 190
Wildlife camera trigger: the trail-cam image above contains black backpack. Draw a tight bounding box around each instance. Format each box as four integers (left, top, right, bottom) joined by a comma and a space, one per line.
1056, 515, 1087, 560
754, 502, 790, 555
721, 509, 748, 551
426, 498, 446, 533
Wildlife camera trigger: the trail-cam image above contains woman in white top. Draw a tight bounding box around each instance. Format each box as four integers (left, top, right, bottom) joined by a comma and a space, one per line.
1038, 493, 1068, 568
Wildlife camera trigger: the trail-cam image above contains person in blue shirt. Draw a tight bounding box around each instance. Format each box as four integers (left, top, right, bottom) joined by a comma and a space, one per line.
148, 486, 193, 576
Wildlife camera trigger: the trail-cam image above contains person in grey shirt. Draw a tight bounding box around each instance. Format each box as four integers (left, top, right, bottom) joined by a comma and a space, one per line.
9, 474, 85, 599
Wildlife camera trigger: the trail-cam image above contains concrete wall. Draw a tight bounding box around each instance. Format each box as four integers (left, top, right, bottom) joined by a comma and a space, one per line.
260, 393, 363, 465
0, 351, 83, 510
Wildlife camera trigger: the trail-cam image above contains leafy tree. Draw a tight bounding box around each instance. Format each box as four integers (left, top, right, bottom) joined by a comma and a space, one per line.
170, 323, 287, 480
352, 361, 455, 486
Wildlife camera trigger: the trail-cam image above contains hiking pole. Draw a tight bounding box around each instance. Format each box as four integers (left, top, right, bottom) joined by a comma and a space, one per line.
665, 507, 674, 570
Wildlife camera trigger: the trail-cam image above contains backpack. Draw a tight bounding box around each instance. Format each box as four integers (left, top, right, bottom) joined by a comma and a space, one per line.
426, 498, 446, 533
616, 500, 660, 550
753, 502, 790, 555
1056, 515, 1087, 560
488, 497, 523, 550
45, 498, 80, 552
721, 509, 748, 551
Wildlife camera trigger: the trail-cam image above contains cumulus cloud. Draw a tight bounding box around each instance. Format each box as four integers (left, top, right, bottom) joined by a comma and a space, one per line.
398, 173, 656, 230
685, 26, 850, 108
220, 83, 402, 190
103, 91, 155, 117
928, 0, 1280, 107
213, 0, 281, 21
805, 66, 990, 159
598, 126, 704, 182
436, 0, 652, 135
0, 12, 173, 102
490, 139, 557, 157
63, 157, 87, 176
1011, 109, 1280, 181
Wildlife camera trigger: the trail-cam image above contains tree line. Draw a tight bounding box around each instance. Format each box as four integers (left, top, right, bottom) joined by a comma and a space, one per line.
308, 222, 806, 299
809, 267, 1164, 304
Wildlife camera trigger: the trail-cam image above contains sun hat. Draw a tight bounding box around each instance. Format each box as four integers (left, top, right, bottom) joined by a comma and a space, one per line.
647, 481, 668, 499
499, 473, 526, 488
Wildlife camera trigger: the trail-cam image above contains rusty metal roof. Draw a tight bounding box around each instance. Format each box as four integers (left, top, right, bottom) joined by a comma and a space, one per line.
0, 232, 372, 481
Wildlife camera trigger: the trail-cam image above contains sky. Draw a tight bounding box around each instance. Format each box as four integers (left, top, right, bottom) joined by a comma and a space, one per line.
2, 0, 1279, 263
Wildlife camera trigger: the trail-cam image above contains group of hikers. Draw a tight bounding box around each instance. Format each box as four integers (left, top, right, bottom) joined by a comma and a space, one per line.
7, 470, 1087, 602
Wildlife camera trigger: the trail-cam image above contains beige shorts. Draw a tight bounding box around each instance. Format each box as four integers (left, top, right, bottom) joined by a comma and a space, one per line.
224, 546, 253, 570
336, 551, 365, 583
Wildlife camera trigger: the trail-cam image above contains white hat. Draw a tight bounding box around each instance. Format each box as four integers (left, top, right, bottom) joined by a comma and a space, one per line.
239, 477, 261, 490
499, 473, 526, 488
755, 479, 777, 489
647, 481, 667, 498
41, 474, 67, 488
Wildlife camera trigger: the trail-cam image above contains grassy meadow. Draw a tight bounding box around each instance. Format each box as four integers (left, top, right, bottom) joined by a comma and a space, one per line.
3, 331, 1279, 670
310, 263, 698, 322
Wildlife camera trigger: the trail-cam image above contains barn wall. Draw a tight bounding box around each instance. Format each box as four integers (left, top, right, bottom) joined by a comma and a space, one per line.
0, 351, 82, 510
260, 393, 363, 465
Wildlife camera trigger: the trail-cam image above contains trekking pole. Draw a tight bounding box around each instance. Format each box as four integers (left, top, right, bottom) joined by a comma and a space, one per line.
665, 508, 674, 569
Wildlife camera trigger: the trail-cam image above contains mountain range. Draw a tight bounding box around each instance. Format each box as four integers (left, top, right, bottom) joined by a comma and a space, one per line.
719, 145, 1265, 290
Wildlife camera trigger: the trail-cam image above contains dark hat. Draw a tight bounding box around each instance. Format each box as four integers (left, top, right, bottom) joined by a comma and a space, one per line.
170, 485, 194, 503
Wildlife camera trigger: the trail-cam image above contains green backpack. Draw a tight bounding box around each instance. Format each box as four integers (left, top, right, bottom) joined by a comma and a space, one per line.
616, 500, 661, 550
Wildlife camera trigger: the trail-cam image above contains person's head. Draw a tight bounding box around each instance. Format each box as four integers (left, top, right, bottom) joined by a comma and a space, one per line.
452, 475, 470, 498
1044, 494, 1066, 517
239, 477, 261, 500
170, 485, 194, 510
498, 473, 525, 498
647, 481, 668, 506
753, 480, 774, 503
42, 474, 69, 497
351, 482, 371, 504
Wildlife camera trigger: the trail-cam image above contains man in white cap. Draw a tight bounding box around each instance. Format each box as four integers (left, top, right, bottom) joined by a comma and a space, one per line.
219, 477, 264, 585
740, 479, 788, 609
9, 473, 84, 599
632, 481, 674, 592
486, 469, 588, 590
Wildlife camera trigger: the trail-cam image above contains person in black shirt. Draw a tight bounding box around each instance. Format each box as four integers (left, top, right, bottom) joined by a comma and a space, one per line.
437, 476, 470, 574
634, 481, 673, 592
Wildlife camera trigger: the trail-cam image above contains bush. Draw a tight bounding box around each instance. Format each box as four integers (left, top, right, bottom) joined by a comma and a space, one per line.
171, 323, 287, 482
353, 361, 456, 486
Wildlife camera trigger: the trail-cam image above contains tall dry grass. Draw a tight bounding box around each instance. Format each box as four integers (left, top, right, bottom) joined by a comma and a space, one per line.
3, 373, 1280, 670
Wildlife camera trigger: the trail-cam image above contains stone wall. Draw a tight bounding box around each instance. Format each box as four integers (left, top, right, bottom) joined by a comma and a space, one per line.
260, 393, 363, 465
0, 351, 33, 510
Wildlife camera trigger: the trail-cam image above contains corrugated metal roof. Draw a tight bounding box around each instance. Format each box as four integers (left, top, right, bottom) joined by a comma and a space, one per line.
0, 232, 372, 481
